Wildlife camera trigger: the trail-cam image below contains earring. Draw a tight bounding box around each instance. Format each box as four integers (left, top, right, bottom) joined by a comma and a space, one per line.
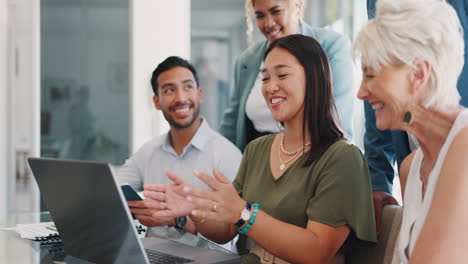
403, 111, 412, 124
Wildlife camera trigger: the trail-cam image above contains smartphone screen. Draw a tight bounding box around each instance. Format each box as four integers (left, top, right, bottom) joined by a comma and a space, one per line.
120, 184, 143, 201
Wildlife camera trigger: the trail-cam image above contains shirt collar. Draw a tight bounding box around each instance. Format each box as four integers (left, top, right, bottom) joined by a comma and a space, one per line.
189, 118, 211, 151
160, 117, 211, 155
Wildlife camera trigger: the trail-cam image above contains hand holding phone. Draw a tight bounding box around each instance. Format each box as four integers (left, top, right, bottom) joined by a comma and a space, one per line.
120, 184, 143, 201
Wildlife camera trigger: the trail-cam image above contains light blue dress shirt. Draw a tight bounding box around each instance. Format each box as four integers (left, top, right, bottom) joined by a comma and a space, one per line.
117, 118, 242, 191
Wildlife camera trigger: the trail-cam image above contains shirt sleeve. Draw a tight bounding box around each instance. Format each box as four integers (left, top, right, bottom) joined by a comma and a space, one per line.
219, 55, 243, 144
306, 143, 377, 242
115, 153, 144, 191
217, 144, 242, 183
325, 32, 355, 140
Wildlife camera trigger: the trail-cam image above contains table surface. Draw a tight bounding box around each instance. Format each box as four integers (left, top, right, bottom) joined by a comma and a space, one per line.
0, 212, 232, 263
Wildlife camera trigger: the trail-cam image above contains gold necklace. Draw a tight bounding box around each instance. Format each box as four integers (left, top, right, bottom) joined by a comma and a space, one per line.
278, 146, 300, 171
278, 133, 311, 171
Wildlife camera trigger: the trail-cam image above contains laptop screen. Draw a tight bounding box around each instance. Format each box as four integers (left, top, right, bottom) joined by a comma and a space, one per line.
28, 158, 149, 264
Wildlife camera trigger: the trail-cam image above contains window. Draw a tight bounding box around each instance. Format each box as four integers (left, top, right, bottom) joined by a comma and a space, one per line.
40, 0, 130, 165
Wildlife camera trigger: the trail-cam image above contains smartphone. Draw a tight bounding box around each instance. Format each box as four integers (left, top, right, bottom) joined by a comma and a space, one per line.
120, 184, 143, 201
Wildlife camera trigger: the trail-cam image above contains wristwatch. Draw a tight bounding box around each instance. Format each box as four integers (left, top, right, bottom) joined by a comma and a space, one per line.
175, 216, 187, 229
234, 202, 252, 228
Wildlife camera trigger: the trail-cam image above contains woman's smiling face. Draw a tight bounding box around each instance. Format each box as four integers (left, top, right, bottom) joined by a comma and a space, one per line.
253, 0, 300, 41
261, 47, 306, 124
358, 64, 415, 130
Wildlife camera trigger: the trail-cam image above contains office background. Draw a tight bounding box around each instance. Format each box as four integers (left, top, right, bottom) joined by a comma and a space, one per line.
0, 0, 372, 236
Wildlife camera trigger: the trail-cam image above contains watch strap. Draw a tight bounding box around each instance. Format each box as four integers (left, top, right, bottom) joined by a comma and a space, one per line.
175, 216, 187, 229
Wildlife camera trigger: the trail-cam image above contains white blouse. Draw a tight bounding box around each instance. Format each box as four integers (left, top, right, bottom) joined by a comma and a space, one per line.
398, 109, 468, 263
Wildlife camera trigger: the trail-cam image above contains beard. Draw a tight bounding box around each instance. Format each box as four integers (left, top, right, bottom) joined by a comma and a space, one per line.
163, 104, 201, 129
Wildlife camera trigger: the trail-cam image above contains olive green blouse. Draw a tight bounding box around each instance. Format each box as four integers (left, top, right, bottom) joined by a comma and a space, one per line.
233, 135, 377, 262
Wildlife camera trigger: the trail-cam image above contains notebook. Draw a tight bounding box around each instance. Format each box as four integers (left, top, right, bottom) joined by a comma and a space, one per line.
28, 157, 240, 264
1, 222, 61, 243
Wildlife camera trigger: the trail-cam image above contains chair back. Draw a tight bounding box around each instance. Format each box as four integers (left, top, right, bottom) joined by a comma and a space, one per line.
348, 205, 403, 264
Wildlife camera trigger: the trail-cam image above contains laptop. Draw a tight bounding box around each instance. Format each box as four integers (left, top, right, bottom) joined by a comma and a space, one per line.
28, 157, 240, 264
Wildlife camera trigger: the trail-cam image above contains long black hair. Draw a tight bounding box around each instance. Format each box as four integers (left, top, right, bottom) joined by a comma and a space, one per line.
264, 34, 344, 166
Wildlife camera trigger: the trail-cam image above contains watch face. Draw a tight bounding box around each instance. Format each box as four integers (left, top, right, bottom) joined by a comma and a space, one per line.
176, 216, 187, 229
241, 209, 251, 221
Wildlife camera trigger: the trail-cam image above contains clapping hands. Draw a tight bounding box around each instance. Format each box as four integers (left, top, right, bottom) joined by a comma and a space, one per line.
143, 169, 245, 225
143, 171, 195, 218
185, 169, 245, 225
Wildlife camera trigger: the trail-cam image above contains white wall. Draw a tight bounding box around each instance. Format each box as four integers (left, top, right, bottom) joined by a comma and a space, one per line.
129, 0, 190, 153
0, 0, 8, 220
14, 0, 35, 152
11, 0, 41, 213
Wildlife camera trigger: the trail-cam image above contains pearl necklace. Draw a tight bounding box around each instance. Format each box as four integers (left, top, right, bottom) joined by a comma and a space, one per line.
280, 133, 311, 156
280, 133, 311, 155
278, 133, 311, 171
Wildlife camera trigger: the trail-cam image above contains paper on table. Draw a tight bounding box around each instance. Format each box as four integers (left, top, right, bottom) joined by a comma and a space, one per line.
1, 222, 58, 240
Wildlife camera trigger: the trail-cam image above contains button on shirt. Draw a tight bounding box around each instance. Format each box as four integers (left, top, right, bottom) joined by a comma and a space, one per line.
117, 119, 242, 191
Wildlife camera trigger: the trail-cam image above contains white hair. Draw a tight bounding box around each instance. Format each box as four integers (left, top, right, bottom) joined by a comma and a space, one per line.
353, 0, 464, 108
244, 0, 305, 47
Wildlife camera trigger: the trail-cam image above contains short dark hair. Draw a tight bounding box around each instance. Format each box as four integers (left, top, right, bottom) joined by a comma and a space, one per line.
150, 56, 199, 95
264, 34, 344, 166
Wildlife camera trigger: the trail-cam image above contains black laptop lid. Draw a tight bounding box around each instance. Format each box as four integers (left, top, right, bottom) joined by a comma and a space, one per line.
28, 157, 148, 264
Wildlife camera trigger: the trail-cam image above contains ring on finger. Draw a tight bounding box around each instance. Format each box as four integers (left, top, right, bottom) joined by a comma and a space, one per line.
212, 201, 217, 212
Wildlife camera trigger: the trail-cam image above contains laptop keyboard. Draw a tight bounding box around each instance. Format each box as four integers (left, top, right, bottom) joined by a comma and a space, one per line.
146, 249, 194, 264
